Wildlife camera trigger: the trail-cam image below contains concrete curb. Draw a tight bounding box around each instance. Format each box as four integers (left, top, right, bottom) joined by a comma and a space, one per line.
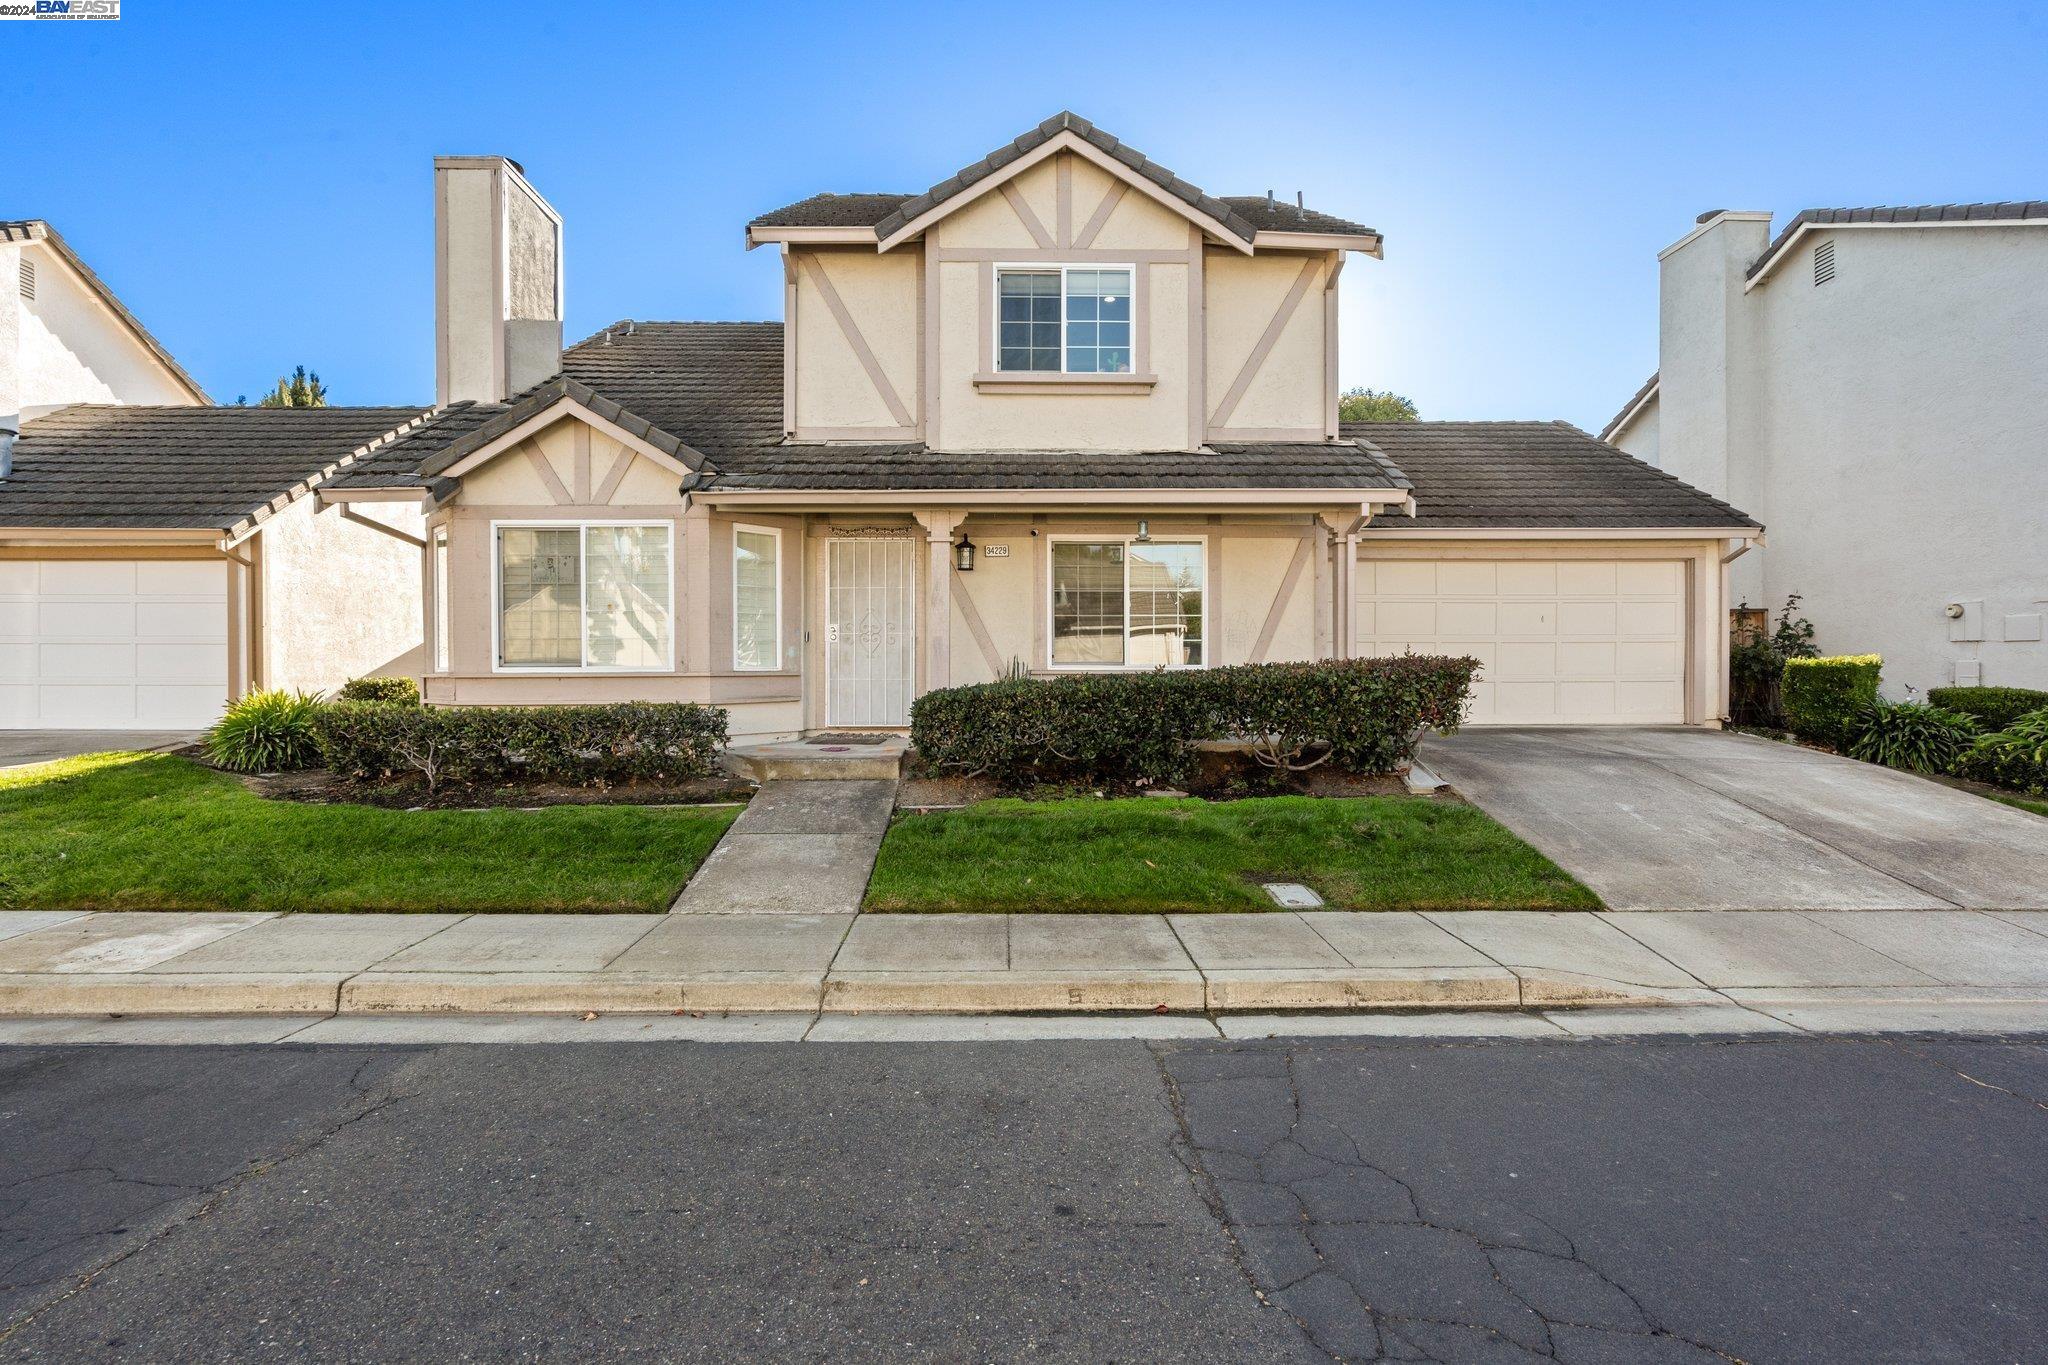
0, 967, 1700, 1017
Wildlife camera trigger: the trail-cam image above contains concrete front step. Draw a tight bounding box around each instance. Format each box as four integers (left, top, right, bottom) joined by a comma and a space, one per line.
725, 737, 907, 783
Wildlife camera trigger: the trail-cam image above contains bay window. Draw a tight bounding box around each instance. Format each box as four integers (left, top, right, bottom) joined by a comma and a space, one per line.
997, 266, 1134, 374
733, 525, 781, 671
1050, 539, 1206, 668
495, 522, 672, 671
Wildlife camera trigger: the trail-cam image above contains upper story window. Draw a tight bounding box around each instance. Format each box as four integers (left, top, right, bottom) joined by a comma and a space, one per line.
997, 266, 1133, 374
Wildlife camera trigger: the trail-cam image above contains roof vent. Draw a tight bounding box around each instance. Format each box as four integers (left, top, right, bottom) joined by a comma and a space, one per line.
1813, 238, 1836, 286
17, 258, 33, 301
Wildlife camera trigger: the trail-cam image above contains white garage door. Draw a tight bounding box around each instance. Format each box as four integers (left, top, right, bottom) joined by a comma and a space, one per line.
0, 560, 230, 729
1357, 559, 1687, 725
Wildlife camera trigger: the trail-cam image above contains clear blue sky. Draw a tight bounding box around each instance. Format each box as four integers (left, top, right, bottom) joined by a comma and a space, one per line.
10, 1, 2046, 431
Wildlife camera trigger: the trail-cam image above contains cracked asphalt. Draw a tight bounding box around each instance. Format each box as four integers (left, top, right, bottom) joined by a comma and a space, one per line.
3, 1034, 2045, 1362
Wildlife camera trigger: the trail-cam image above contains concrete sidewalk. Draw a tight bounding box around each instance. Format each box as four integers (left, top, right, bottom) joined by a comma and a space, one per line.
3, 907, 2048, 1024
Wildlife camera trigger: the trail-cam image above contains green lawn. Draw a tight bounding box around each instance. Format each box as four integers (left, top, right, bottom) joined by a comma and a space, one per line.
1996, 794, 2048, 819
0, 753, 739, 913
864, 795, 1599, 913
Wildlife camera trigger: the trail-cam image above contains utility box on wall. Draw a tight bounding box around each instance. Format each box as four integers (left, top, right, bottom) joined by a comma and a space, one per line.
1948, 598, 1985, 643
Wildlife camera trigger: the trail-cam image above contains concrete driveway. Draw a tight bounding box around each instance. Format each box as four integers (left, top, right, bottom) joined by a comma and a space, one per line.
1422, 727, 2048, 911
0, 730, 199, 769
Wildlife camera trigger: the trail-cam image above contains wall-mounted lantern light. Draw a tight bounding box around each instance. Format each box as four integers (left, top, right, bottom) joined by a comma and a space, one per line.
954, 533, 976, 571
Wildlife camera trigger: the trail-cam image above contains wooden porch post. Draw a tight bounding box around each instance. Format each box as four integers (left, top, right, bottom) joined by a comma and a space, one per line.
913, 509, 962, 693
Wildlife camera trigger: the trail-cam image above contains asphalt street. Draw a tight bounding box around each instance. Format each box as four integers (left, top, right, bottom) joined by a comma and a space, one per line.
2, 1033, 2044, 1362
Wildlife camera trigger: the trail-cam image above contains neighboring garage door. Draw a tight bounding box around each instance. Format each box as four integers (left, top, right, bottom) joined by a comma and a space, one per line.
1357, 558, 1687, 724
0, 559, 229, 729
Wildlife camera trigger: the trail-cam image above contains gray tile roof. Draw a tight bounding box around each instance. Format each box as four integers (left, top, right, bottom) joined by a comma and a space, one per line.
1599, 371, 1659, 442
702, 438, 1411, 493
334, 324, 1751, 527
0, 405, 440, 530
1748, 201, 2048, 279
748, 114, 1377, 245
1347, 421, 1758, 531
1, 220, 209, 404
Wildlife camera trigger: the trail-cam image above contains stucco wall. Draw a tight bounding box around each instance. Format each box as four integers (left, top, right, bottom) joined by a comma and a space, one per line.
790, 247, 919, 436
260, 494, 426, 695
1658, 219, 2048, 692
1611, 396, 1659, 467
1204, 251, 1330, 438
3, 239, 197, 420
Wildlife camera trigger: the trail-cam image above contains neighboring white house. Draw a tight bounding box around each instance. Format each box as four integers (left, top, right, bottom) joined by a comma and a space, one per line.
0, 220, 432, 729
1604, 203, 2048, 694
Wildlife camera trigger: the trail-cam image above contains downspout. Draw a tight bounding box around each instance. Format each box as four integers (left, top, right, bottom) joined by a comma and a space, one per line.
1715, 533, 1765, 726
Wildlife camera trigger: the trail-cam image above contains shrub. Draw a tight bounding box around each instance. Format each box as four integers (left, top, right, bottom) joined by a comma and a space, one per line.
1845, 701, 1978, 774
1964, 708, 2048, 797
206, 690, 327, 772
1782, 655, 1882, 747
1926, 685, 2048, 731
1728, 595, 1817, 727
336, 675, 421, 706
910, 656, 1480, 789
313, 702, 728, 791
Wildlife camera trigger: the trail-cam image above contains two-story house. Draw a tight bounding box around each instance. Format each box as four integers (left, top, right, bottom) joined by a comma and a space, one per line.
1604, 203, 2048, 695
309, 113, 1760, 740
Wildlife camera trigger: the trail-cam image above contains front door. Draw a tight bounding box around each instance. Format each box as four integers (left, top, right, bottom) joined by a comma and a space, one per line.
826, 537, 916, 727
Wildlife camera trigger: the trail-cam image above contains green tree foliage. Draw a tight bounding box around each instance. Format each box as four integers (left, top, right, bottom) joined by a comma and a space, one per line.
255, 365, 328, 408
1338, 386, 1419, 422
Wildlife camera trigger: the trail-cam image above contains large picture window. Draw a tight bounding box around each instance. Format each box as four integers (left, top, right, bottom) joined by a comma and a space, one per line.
997, 266, 1134, 374
495, 523, 672, 671
733, 525, 782, 671
1049, 539, 1205, 668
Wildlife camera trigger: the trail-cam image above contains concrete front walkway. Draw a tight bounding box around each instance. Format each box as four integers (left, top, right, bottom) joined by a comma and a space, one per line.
668, 780, 894, 914
1424, 727, 2048, 911
4, 907, 2048, 1026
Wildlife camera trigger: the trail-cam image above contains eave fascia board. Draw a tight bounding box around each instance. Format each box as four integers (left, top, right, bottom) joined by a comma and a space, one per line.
0, 525, 221, 545
1358, 525, 1764, 540
875, 129, 1256, 255
315, 485, 434, 506
1743, 215, 2048, 289
433, 396, 703, 483
1252, 229, 1384, 258
745, 225, 878, 250
697, 487, 1413, 510
1601, 383, 1660, 442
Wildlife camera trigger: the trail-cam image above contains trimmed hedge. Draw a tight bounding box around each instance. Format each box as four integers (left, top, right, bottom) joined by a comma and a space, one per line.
313, 701, 728, 790
910, 656, 1480, 788
1927, 685, 2048, 731
1782, 654, 1882, 747
336, 675, 421, 706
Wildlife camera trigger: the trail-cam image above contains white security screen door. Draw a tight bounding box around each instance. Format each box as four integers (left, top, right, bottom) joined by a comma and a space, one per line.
826, 538, 916, 727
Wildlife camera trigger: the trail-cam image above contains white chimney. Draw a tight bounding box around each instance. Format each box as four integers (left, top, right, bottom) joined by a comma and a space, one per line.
434, 156, 564, 405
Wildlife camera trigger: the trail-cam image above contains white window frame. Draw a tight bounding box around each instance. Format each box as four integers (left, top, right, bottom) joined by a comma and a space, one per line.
731, 523, 784, 673
993, 263, 1138, 375
489, 519, 675, 674
1044, 534, 1211, 672
432, 525, 451, 673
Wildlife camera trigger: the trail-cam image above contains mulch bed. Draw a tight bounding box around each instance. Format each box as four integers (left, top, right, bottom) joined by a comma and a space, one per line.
896, 747, 1413, 809
236, 767, 755, 811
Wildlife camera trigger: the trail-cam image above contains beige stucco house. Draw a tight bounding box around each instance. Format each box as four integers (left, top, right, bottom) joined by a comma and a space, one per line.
0, 221, 433, 728
1604, 202, 2048, 695
321, 114, 1760, 740
28, 113, 1751, 741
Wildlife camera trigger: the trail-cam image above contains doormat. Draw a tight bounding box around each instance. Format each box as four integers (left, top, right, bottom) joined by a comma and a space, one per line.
806, 733, 892, 745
